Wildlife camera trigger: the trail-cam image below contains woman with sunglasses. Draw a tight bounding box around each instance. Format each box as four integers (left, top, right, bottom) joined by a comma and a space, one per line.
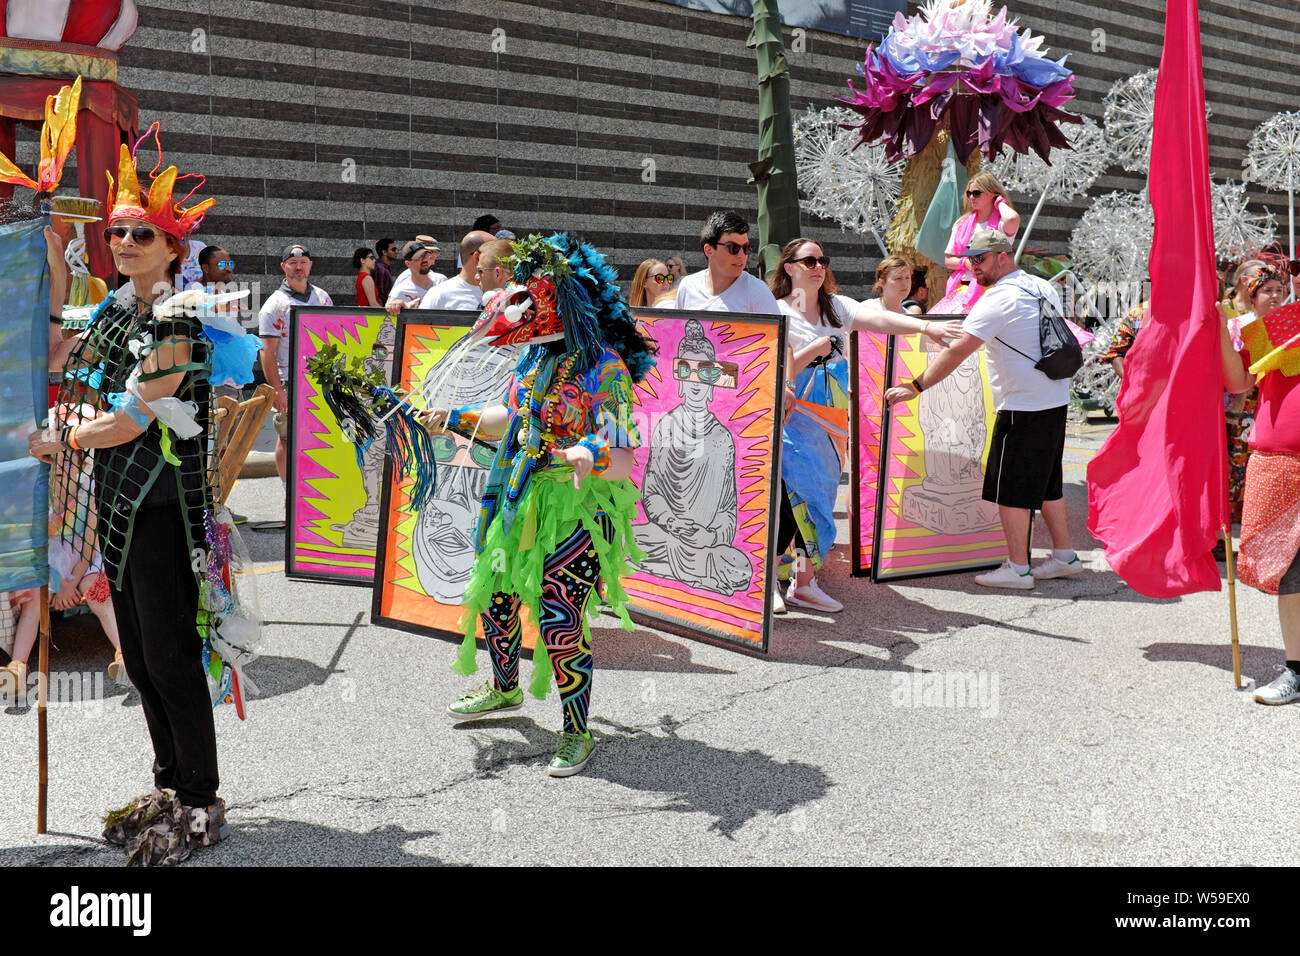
354, 246, 380, 308
27, 134, 260, 864
768, 239, 959, 613
630, 257, 675, 308
934, 172, 1020, 314
1221, 264, 1300, 705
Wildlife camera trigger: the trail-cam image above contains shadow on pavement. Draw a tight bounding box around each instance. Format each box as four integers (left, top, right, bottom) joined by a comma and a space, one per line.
591, 625, 735, 676
243, 612, 363, 699
0, 820, 448, 867
1142, 641, 1284, 683
771, 586, 1086, 671
240, 523, 289, 563
189, 818, 448, 866
456, 714, 830, 839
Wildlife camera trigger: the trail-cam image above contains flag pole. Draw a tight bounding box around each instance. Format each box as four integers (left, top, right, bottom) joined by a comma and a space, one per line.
1222, 522, 1241, 689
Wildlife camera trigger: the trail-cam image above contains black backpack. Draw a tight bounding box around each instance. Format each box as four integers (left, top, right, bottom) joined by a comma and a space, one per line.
994, 276, 1084, 381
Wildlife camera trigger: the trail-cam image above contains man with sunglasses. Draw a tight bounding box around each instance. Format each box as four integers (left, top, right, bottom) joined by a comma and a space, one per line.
675, 210, 781, 314
884, 230, 1084, 589
259, 243, 334, 492
198, 245, 234, 289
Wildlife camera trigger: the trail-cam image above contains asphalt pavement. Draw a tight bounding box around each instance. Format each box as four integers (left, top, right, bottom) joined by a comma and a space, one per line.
2, 417, 1294, 867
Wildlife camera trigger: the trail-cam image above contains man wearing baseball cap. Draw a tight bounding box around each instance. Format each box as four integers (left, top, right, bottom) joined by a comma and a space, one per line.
884, 229, 1085, 588
385, 238, 445, 314
258, 242, 334, 502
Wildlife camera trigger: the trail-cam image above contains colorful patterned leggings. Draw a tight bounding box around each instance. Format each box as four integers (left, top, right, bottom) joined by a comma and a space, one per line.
481, 515, 612, 734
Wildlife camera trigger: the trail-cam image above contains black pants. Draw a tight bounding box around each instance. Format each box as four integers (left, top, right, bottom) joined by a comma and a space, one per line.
110, 503, 219, 807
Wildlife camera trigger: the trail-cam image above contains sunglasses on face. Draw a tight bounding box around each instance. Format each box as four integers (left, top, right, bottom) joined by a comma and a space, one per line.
966, 252, 989, 264
966, 189, 984, 198
651, 273, 675, 284
431, 433, 497, 468
712, 241, 752, 256
103, 225, 161, 245
792, 255, 830, 268
217, 260, 235, 270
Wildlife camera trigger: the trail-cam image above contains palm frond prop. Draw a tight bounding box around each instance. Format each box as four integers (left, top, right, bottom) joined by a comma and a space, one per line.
305, 343, 438, 512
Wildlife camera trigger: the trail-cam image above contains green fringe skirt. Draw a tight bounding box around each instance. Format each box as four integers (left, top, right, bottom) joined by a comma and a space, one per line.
453, 471, 644, 699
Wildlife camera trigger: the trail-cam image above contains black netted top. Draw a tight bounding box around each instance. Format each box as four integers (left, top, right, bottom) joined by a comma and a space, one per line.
55, 295, 214, 588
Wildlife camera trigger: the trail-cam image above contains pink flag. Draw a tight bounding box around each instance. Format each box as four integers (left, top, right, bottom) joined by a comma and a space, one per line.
1086, 0, 1225, 598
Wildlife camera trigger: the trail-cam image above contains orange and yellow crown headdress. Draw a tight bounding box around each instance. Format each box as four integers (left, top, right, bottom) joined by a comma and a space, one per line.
0, 76, 82, 194
105, 123, 215, 239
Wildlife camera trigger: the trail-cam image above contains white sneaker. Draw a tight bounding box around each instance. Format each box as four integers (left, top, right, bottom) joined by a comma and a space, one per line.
1254, 665, 1300, 705
974, 562, 1034, 589
786, 577, 843, 612
771, 585, 787, 615
1032, 555, 1085, 579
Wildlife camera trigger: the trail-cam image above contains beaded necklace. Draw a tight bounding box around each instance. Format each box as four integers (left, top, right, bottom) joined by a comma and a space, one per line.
519, 350, 580, 458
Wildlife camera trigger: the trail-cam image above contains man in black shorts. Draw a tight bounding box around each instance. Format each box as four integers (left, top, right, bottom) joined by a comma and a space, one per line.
884, 230, 1085, 589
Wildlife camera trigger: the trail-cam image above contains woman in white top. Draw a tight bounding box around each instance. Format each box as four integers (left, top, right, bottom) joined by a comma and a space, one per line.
861, 255, 914, 314
769, 239, 959, 613
932, 171, 1020, 314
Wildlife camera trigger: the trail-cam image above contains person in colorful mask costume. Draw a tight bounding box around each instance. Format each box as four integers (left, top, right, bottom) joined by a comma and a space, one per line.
27, 125, 262, 865
422, 233, 655, 777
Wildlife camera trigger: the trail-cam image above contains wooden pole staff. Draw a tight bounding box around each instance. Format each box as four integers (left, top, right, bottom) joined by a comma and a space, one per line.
1222, 524, 1242, 689
37, 584, 49, 834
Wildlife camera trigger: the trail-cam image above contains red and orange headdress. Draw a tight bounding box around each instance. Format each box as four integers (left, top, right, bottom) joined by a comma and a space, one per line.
105, 123, 214, 239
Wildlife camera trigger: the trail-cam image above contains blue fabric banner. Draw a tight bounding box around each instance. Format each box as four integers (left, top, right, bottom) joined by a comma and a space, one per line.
0, 217, 50, 593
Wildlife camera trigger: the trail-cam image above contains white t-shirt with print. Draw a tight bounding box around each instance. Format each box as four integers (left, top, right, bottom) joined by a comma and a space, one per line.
961, 270, 1070, 412
674, 269, 781, 314
174, 239, 206, 291
258, 284, 334, 380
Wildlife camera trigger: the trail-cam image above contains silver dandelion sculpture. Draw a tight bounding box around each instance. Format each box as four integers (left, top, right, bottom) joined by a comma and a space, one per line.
793, 105, 904, 250
1102, 70, 1211, 174
1210, 178, 1275, 261
1102, 70, 1158, 174
1243, 111, 1300, 192
1069, 191, 1153, 287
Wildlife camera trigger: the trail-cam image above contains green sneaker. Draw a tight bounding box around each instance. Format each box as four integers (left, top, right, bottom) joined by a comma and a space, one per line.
547, 731, 596, 777
447, 684, 524, 722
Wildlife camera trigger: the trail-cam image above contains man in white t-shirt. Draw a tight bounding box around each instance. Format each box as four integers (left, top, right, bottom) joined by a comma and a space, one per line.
258, 242, 334, 489
884, 230, 1084, 589
421, 231, 493, 311
675, 210, 781, 314
385, 240, 445, 314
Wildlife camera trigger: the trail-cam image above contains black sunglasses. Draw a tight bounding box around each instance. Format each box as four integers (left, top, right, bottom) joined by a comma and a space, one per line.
712, 240, 752, 256
103, 225, 160, 245
792, 255, 830, 268
966, 189, 984, 198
